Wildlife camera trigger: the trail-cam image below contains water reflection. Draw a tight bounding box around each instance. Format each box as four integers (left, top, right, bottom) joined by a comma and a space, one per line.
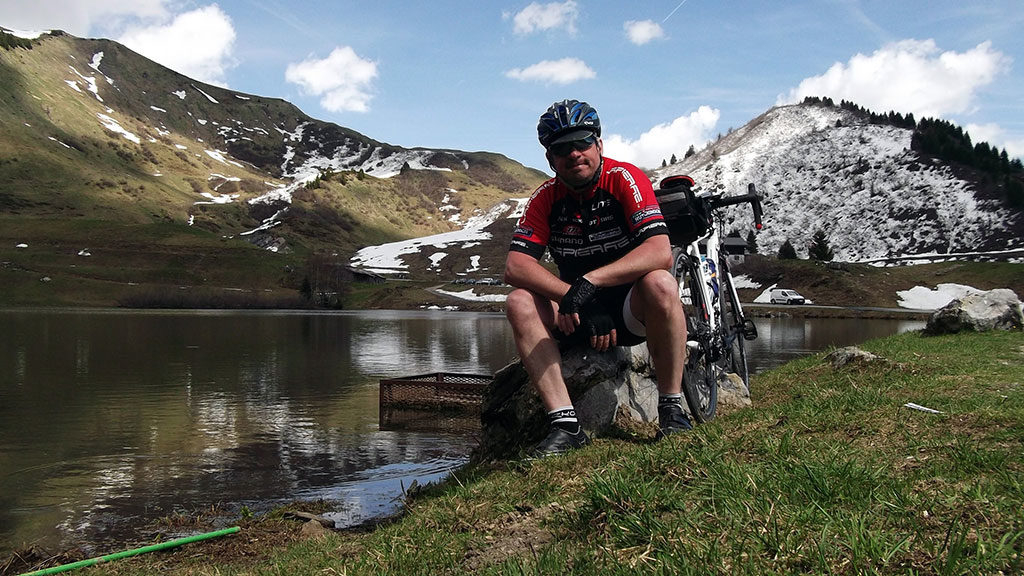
0, 310, 517, 556
746, 316, 925, 373
0, 309, 921, 556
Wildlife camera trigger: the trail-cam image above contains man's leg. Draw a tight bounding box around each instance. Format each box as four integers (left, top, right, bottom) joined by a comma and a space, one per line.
505, 288, 590, 456
505, 288, 570, 410
628, 270, 692, 436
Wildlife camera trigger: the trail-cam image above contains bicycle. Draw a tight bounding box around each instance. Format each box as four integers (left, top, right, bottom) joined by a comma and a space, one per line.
655, 175, 764, 423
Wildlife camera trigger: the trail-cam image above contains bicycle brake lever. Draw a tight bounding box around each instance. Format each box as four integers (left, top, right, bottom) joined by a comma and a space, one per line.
747, 183, 764, 230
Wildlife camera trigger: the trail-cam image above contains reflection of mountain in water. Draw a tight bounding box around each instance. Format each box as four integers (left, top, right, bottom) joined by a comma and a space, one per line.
348, 311, 515, 377
0, 310, 518, 557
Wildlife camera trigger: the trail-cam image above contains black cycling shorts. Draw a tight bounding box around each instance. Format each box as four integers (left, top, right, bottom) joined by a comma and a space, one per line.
554, 283, 647, 348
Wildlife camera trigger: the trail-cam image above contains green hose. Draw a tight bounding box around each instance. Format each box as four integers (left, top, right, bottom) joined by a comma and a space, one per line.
19, 526, 241, 576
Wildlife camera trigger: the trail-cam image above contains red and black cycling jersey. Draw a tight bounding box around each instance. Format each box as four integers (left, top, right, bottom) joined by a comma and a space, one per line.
509, 157, 668, 281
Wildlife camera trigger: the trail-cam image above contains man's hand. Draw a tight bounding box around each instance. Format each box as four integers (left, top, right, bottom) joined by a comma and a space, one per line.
557, 276, 598, 335
581, 303, 617, 351
559, 277, 598, 316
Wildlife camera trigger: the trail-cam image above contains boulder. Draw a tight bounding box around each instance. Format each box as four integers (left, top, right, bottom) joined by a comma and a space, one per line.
825, 346, 884, 368
718, 372, 752, 410
925, 289, 1024, 335
476, 345, 659, 460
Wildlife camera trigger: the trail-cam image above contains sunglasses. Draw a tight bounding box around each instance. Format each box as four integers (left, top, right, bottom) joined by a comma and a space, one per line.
548, 134, 597, 157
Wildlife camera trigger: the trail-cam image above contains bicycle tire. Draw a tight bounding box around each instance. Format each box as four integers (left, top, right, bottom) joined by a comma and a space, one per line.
716, 270, 750, 390
674, 250, 718, 423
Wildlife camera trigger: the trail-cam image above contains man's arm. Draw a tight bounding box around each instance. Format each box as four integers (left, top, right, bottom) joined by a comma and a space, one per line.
581, 233, 673, 289
505, 250, 584, 337
504, 250, 569, 303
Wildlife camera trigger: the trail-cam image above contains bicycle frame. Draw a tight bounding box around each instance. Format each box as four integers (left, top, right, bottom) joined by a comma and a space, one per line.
660, 178, 764, 422
685, 210, 722, 337
675, 184, 762, 340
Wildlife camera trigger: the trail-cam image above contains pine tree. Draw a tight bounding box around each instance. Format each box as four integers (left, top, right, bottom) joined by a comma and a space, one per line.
670, 154, 677, 165
684, 144, 696, 159
778, 239, 798, 260
807, 229, 834, 261
746, 230, 759, 254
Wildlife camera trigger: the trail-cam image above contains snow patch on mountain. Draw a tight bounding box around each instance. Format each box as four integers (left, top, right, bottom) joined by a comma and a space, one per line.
97, 113, 139, 143
350, 199, 522, 274
896, 283, 982, 309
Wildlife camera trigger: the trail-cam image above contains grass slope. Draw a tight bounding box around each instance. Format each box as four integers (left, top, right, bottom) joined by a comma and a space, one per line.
24, 329, 1021, 575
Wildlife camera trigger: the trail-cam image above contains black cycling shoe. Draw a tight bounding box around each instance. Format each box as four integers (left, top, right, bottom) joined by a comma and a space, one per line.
529, 427, 591, 459
656, 403, 693, 439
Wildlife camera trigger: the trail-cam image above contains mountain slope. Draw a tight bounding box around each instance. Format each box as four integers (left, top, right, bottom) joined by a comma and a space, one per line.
1, 29, 1019, 310
345, 102, 1023, 290
0, 29, 547, 305
652, 102, 1024, 261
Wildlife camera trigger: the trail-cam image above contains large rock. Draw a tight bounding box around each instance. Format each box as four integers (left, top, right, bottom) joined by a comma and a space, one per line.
718, 372, 752, 410
925, 289, 1024, 335
476, 345, 659, 460
825, 346, 884, 368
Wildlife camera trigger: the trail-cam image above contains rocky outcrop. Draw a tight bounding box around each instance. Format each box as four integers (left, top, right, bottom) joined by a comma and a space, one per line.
476, 345, 658, 460
925, 289, 1023, 335
475, 344, 754, 460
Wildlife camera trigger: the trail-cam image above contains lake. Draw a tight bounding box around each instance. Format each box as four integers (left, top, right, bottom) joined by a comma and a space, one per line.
0, 308, 924, 556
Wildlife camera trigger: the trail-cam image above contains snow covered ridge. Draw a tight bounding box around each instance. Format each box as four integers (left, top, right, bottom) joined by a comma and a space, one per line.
3, 27, 46, 39
283, 146, 457, 182
350, 199, 522, 274
274, 120, 465, 182
655, 103, 1022, 262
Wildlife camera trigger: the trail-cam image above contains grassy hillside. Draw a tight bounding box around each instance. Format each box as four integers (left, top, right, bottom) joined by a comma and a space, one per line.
0, 32, 548, 306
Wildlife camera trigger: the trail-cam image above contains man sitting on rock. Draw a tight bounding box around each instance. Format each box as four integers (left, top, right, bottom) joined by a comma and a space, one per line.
504, 99, 691, 458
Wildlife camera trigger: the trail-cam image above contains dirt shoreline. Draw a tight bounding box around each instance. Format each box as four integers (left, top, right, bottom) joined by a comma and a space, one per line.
425, 299, 935, 321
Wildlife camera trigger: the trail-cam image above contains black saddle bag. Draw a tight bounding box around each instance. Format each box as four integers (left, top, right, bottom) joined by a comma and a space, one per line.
655, 185, 712, 245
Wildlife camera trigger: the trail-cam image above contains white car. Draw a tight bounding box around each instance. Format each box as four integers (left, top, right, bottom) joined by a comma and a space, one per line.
770, 289, 806, 305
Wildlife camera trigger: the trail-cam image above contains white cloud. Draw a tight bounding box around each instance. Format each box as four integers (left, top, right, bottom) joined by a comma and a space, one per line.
603, 106, 721, 169
967, 123, 1024, 160
624, 20, 664, 45
509, 1, 579, 35
505, 58, 595, 85
778, 39, 1010, 119
285, 46, 378, 113
0, 0, 168, 36
118, 6, 237, 87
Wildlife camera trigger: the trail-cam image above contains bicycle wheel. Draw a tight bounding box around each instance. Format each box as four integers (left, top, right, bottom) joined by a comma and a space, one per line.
716, 271, 749, 390
674, 252, 718, 423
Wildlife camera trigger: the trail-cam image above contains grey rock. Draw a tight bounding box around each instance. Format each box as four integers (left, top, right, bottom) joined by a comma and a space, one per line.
718, 371, 751, 409
826, 346, 883, 368
477, 345, 658, 460
925, 289, 1023, 334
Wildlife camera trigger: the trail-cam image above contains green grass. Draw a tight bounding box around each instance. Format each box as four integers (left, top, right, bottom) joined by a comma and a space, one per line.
0, 217, 306, 307
65, 329, 1023, 575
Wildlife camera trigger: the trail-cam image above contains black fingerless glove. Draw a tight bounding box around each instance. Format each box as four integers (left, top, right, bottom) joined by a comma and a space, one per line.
580, 303, 615, 338
559, 277, 598, 316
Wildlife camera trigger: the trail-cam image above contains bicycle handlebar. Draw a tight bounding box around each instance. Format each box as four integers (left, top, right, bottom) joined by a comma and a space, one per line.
655, 176, 764, 231
703, 182, 763, 230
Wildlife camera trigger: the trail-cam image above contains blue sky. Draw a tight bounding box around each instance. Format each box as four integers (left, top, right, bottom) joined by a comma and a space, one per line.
3, 1, 1022, 172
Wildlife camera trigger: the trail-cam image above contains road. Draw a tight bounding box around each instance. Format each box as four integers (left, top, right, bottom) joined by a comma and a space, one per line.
745, 302, 933, 319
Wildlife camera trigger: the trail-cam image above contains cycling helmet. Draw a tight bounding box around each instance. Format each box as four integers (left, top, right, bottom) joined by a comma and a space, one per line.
537, 99, 601, 148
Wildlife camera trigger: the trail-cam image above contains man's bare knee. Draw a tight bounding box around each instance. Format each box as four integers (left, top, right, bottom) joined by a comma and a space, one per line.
506, 288, 547, 327
638, 271, 679, 311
